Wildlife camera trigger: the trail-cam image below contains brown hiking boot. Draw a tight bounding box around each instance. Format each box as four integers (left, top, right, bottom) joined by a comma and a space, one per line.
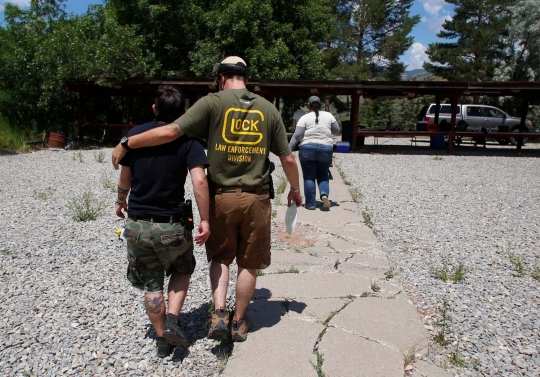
208, 309, 230, 340
321, 195, 330, 209
231, 317, 252, 342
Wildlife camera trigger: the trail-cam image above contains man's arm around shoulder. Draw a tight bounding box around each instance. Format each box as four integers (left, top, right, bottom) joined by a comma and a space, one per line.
112, 123, 184, 169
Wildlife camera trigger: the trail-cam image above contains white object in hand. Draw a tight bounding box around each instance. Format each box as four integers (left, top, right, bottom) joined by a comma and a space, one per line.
285, 201, 297, 235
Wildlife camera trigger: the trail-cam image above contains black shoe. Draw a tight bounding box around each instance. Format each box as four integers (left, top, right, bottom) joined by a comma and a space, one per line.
163, 313, 188, 347
156, 337, 173, 358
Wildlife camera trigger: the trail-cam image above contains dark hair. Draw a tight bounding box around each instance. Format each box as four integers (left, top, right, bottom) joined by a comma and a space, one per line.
154, 85, 184, 123
310, 101, 321, 125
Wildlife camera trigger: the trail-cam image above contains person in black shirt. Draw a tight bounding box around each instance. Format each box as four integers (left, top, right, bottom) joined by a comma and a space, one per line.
115, 86, 210, 358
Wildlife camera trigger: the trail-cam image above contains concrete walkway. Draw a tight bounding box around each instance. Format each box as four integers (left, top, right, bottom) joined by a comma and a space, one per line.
222, 154, 452, 377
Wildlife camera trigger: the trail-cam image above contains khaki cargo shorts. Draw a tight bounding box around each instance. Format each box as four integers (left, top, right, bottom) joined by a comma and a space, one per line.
124, 218, 195, 293
206, 191, 271, 269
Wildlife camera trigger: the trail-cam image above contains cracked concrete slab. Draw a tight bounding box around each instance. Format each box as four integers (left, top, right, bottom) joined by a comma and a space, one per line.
411, 360, 454, 377
265, 250, 336, 274
222, 315, 323, 377
256, 272, 373, 299
319, 327, 404, 377
331, 297, 430, 352
346, 251, 391, 269
222, 156, 439, 377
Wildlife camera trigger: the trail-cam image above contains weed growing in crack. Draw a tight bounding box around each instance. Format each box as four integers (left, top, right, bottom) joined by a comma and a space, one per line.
434, 298, 453, 347
1, 249, 11, 256
361, 291, 377, 298
334, 259, 340, 269
385, 270, 394, 280
283, 299, 290, 312
276, 266, 299, 274
256, 269, 265, 277
362, 210, 374, 228
403, 345, 419, 365
370, 282, 380, 292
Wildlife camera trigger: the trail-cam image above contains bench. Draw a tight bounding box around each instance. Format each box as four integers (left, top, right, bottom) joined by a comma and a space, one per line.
356, 130, 540, 150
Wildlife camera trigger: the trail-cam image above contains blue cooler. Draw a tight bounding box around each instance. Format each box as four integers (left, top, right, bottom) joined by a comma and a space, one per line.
335, 141, 351, 153
430, 136, 445, 148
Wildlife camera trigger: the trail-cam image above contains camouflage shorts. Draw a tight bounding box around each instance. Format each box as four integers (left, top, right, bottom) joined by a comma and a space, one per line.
124, 218, 195, 293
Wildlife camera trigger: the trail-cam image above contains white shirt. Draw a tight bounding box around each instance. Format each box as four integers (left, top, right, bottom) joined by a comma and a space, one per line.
297, 111, 337, 146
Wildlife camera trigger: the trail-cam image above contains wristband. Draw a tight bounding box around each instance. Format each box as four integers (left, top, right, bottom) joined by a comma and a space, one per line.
290, 188, 300, 193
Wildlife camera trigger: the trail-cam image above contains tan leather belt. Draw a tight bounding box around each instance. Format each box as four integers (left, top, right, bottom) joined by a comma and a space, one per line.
216, 184, 270, 195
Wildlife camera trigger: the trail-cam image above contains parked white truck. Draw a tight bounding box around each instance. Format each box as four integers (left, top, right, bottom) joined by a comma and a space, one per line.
417, 103, 534, 145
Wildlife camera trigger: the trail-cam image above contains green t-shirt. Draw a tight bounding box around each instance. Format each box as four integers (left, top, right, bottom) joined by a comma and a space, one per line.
175, 88, 291, 187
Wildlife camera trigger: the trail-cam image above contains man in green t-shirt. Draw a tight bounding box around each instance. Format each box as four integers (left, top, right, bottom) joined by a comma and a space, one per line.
112, 56, 302, 343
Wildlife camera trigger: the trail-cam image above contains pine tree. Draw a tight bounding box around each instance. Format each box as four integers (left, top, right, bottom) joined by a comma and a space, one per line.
424, 0, 512, 82
324, 0, 419, 81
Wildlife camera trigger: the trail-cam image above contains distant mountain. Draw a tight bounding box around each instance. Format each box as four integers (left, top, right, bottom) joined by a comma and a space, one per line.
402, 68, 432, 80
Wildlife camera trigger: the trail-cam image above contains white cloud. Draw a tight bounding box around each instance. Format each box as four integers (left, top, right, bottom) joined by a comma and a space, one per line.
422, 0, 446, 16
403, 42, 429, 70
420, 0, 452, 34
0, 5, 4, 12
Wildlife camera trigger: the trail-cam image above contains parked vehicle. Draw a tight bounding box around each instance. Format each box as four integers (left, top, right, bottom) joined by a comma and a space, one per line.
417, 104, 534, 145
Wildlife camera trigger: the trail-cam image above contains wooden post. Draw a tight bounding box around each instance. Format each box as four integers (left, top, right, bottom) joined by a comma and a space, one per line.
434, 97, 441, 127
517, 98, 530, 151
350, 90, 361, 152
77, 93, 86, 142
448, 93, 458, 153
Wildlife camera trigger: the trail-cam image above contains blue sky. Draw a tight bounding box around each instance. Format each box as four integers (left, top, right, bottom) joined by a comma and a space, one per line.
1, 0, 452, 71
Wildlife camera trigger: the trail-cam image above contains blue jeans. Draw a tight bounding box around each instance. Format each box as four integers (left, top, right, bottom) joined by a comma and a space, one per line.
298, 143, 333, 209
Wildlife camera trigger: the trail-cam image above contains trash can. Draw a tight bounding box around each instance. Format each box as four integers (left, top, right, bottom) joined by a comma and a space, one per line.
430, 136, 445, 148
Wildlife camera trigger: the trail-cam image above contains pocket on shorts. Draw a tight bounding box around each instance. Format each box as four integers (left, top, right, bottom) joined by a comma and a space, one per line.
126, 256, 146, 290
160, 232, 185, 247
123, 229, 139, 242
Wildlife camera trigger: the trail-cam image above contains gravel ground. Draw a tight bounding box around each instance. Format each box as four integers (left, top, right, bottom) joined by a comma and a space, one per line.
2, 143, 539, 376
0, 148, 286, 377
335, 140, 540, 376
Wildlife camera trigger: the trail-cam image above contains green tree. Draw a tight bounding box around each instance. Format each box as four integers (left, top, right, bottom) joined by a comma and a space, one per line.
106, 0, 333, 79
188, 0, 333, 79
495, 0, 540, 82
324, 0, 419, 81
0, 0, 157, 133
424, 0, 512, 81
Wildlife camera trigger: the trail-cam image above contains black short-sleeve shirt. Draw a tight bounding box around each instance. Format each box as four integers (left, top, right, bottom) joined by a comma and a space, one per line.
119, 121, 209, 216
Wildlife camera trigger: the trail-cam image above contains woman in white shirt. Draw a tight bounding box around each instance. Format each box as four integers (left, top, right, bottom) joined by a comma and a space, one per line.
289, 96, 340, 210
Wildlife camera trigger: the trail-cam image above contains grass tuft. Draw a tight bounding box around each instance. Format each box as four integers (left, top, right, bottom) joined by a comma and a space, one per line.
276, 266, 299, 274
67, 191, 106, 221
94, 150, 106, 163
